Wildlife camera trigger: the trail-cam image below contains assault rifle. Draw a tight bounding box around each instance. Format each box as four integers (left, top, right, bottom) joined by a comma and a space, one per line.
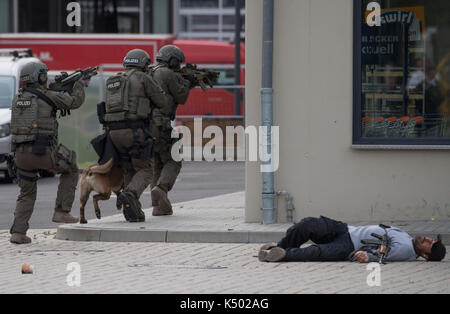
348, 225, 391, 264
49, 66, 98, 93
369, 232, 390, 264
178, 63, 219, 91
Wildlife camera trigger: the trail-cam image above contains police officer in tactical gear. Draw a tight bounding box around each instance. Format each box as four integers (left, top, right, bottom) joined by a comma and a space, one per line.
149, 45, 195, 216
9, 62, 86, 244
105, 49, 169, 222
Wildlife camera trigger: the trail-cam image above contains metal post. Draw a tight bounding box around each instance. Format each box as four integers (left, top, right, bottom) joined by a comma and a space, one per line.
13, 0, 18, 33
139, 0, 144, 34
261, 0, 275, 224
172, 0, 181, 37
218, 0, 224, 41
234, 0, 242, 116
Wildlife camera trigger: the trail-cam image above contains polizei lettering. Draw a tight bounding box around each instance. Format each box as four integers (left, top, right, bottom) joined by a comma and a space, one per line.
124, 58, 139, 64
20, 75, 31, 82
107, 81, 121, 89
16, 100, 32, 107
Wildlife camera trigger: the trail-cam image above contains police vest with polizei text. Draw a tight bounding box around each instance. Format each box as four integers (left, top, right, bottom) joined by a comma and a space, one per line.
11, 90, 58, 144
104, 70, 151, 123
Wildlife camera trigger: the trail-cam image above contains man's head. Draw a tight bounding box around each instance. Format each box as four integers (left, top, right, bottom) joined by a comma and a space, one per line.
123, 49, 151, 70
413, 235, 446, 262
156, 45, 185, 70
20, 62, 48, 88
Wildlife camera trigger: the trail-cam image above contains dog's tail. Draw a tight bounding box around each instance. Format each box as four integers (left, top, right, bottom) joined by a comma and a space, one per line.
77, 158, 114, 188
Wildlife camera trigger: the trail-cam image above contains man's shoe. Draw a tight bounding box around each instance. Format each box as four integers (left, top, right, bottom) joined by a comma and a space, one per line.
259, 242, 278, 252
118, 192, 143, 223
52, 211, 79, 224
151, 187, 173, 216
258, 247, 286, 262
10, 233, 32, 245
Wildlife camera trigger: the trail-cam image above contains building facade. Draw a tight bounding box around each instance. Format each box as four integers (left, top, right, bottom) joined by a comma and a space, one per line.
245, 0, 450, 222
0, 0, 245, 41
174, 0, 245, 41
0, 0, 172, 34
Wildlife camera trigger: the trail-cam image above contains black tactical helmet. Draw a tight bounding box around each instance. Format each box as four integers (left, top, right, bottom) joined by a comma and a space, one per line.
20, 62, 48, 86
123, 49, 152, 69
156, 45, 186, 64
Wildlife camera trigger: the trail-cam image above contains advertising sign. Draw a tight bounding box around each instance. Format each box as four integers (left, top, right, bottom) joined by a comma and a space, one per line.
362, 6, 425, 65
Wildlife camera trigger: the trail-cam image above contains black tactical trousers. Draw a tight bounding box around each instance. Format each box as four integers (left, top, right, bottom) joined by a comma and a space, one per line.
278, 216, 354, 262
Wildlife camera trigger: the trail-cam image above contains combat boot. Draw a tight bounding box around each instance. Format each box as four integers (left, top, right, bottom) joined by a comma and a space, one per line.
152, 205, 161, 216
10, 233, 32, 245
151, 199, 160, 216
151, 186, 173, 216
116, 197, 122, 210
118, 191, 145, 223
52, 211, 79, 224
136, 199, 146, 222
137, 207, 146, 222
152, 206, 173, 216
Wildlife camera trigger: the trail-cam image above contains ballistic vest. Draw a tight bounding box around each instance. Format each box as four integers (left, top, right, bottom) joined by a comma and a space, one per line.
104, 69, 151, 123
11, 89, 58, 144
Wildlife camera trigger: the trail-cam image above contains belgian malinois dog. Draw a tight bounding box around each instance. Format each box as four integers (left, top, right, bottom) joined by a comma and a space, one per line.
78, 158, 124, 224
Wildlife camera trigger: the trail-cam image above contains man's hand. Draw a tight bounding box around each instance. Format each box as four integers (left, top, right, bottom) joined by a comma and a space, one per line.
354, 251, 369, 263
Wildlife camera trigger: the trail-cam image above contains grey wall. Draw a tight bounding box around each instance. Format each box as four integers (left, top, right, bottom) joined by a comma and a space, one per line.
245, 0, 450, 223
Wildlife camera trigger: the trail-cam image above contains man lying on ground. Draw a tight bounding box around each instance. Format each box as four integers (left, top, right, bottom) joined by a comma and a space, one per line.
258, 216, 446, 263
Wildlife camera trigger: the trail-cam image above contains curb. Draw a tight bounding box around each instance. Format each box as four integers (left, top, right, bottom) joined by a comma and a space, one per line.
56, 224, 450, 244
56, 225, 287, 244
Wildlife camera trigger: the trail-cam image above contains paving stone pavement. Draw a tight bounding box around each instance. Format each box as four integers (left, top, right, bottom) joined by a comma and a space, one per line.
0, 229, 449, 294
2, 193, 450, 294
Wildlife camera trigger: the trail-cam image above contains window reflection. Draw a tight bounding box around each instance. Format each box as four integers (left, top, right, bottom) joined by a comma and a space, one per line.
361, 0, 450, 139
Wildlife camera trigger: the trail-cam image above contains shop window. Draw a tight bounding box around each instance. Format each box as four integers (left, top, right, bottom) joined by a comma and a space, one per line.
354, 0, 450, 146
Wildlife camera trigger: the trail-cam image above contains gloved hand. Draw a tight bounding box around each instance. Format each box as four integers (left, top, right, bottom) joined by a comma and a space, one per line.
184, 74, 197, 88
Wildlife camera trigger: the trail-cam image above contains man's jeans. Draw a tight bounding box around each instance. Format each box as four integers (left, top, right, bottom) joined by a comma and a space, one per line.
278, 216, 355, 262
